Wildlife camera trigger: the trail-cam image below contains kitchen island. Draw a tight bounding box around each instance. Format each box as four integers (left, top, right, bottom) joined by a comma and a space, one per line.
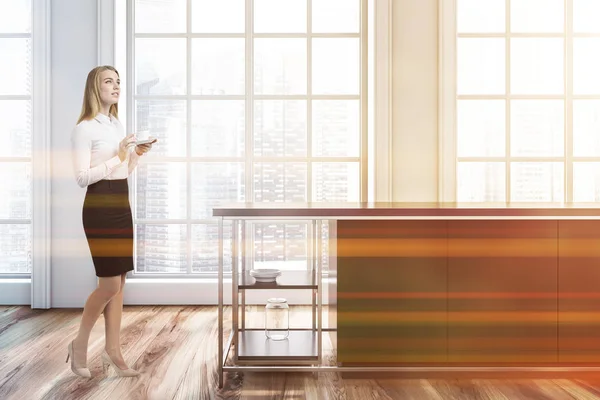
214, 202, 600, 387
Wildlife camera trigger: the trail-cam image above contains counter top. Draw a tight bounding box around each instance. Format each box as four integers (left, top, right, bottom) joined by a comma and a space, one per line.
212, 202, 600, 219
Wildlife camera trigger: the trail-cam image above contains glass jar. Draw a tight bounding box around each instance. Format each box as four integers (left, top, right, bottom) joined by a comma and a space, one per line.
265, 297, 289, 340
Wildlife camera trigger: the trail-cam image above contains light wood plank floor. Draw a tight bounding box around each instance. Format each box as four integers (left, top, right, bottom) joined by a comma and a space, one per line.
3, 305, 600, 399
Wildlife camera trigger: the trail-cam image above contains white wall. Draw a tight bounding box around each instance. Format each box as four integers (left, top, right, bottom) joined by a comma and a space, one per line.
51, 0, 99, 307
391, 0, 439, 201
0, 280, 30, 305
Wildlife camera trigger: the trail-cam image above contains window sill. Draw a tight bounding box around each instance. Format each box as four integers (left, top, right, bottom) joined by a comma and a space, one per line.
0, 278, 31, 283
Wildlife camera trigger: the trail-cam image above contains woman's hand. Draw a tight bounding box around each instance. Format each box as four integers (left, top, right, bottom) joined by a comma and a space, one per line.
135, 137, 156, 156
118, 134, 136, 161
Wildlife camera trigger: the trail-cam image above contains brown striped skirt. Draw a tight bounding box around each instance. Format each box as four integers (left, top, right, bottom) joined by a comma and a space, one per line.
82, 179, 134, 277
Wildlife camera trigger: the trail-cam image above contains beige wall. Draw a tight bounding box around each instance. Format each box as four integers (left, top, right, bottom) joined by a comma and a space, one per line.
391, 0, 439, 201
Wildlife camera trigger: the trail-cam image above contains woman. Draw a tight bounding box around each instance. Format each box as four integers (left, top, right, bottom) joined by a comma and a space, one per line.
67, 65, 155, 378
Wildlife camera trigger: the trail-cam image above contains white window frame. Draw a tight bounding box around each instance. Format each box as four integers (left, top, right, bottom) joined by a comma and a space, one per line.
127, 0, 368, 280
373, 0, 392, 201
438, 0, 457, 202
0, 0, 52, 308
438, 0, 600, 203
101, 0, 391, 304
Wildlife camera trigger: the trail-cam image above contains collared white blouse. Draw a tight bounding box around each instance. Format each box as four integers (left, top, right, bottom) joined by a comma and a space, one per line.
71, 113, 140, 188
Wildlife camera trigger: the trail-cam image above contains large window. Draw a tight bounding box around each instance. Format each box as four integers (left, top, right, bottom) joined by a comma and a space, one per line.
448, 0, 600, 202
126, 0, 366, 275
0, 0, 33, 274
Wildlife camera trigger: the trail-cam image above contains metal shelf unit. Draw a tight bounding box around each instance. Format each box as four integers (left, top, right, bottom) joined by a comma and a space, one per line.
217, 218, 325, 387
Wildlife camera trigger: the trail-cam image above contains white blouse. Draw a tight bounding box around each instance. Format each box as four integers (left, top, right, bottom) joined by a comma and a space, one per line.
71, 113, 140, 188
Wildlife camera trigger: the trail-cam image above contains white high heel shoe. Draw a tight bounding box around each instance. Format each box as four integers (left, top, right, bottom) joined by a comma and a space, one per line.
101, 350, 140, 377
66, 340, 91, 378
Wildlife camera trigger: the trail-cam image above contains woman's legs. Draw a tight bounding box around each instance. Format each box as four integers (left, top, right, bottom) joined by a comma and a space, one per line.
72, 275, 121, 367
103, 273, 129, 369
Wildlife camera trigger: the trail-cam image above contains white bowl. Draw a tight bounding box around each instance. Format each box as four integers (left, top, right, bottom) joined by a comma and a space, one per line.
250, 268, 281, 276
250, 268, 281, 282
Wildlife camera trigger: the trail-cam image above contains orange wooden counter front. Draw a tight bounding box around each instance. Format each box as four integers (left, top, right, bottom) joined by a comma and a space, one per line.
334, 219, 600, 365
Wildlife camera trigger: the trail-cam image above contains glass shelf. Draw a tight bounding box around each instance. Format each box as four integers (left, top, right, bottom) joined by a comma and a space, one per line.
237, 330, 318, 362
238, 270, 317, 290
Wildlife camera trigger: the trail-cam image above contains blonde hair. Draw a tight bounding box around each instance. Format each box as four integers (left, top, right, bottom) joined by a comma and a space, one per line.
77, 65, 120, 124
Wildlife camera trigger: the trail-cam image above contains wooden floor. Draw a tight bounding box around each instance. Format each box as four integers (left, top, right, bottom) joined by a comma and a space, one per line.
3, 305, 600, 400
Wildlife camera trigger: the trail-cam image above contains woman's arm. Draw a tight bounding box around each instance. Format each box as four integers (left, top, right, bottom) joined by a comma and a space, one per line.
71, 126, 122, 188
127, 149, 141, 175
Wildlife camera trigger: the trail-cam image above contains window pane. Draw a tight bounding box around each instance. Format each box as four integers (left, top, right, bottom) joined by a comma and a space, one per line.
0, 39, 31, 95
254, 163, 307, 202
312, 38, 359, 95
457, 162, 505, 202
312, 162, 359, 202
192, 223, 232, 273
510, 0, 563, 33
136, 100, 186, 157
191, 163, 245, 219
574, 163, 600, 202
0, 100, 31, 157
0, 0, 31, 33
135, 224, 187, 273
312, 0, 359, 33
191, 39, 245, 95
135, 0, 186, 33
573, 100, 600, 157
312, 100, 359, 157
135, 38, 186, 95
192, 0, 245, 33
254, 101, 307, 157
510, 162, 563, 202
192, 101, 245, 157
457, 38, 505, 95
254, 39, 306, 95
574, 0, 600, 33
136, 163, 187, 219
510, 100, 564, 157
457, 0, 505, 33
253, 223, 308, 271
0, 163, 31, 219
457, 100, 505, 157
0, 225, 31, 273
511, 38, 563, 95
254, 0, 306, 33
573, 38, 600, 95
